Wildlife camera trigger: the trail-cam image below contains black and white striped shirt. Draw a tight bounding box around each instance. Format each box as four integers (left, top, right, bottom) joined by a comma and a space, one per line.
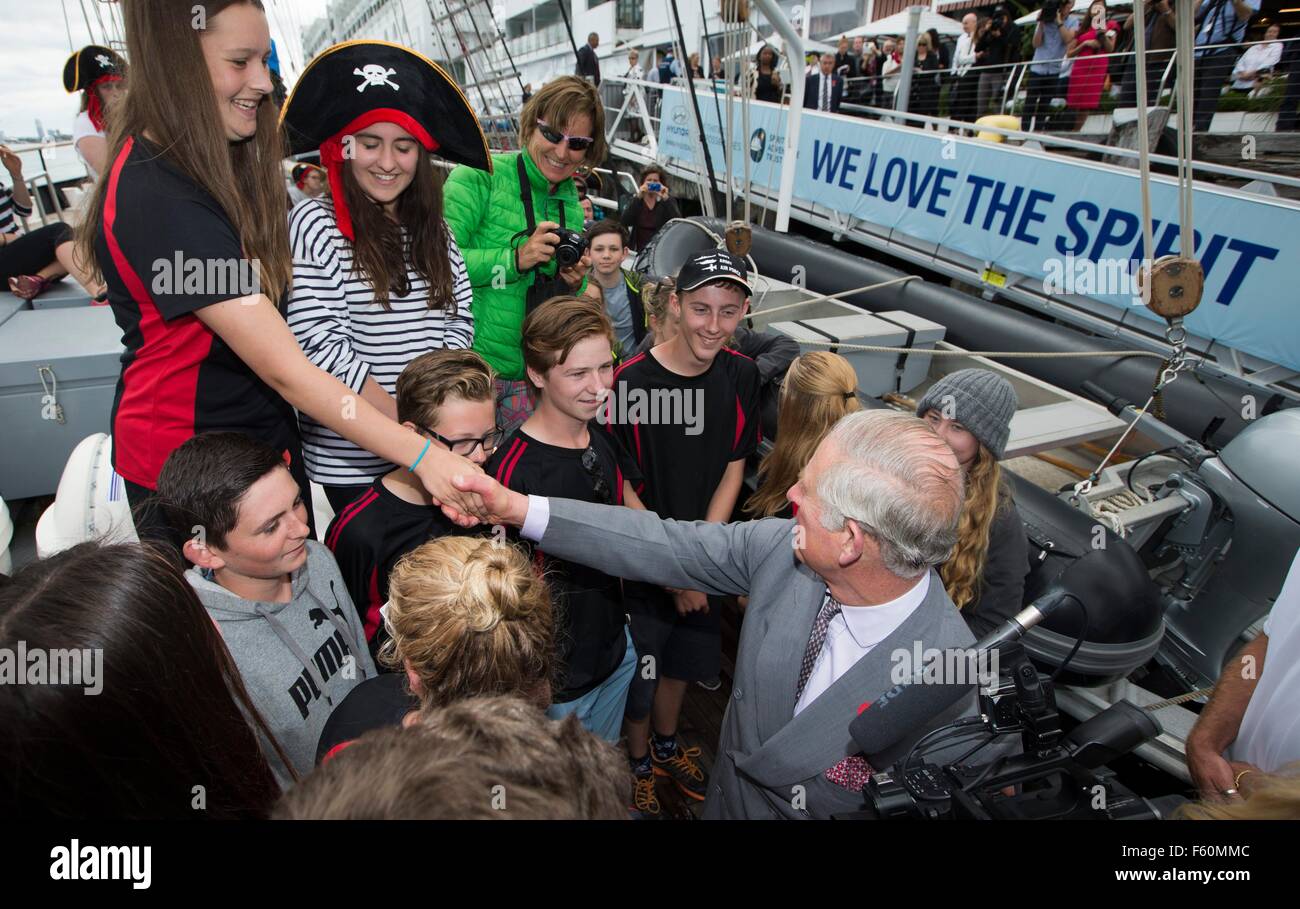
1, 184, 32, 235
287, 197, 475, 485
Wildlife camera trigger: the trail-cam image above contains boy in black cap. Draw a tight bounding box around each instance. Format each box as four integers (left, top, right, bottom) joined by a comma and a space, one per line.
604, 249, 761, 812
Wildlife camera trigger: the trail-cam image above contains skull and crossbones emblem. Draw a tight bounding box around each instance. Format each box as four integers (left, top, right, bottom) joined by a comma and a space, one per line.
95, 54, 114, 69
354, 65, 400, 92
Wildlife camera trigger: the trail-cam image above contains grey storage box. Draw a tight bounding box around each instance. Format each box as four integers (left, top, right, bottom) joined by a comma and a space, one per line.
31, 281, 95, 310
0, 307, 122, 500
0, 298, 24, 329
770, 311, 945, 396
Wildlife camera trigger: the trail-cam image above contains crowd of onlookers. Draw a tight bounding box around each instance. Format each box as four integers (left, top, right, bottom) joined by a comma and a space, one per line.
604, 3, 1298, 135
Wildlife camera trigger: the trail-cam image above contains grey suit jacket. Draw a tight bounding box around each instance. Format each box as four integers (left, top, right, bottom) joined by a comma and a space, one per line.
539, 498, 984, 819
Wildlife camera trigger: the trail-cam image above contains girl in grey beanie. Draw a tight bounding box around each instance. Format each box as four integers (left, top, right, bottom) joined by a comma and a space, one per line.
916, 368, 1029, 637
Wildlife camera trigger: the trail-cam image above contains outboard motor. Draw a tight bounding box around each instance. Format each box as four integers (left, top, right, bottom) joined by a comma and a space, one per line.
1011, 473, 1165, 687
1158, 409, 1300, 688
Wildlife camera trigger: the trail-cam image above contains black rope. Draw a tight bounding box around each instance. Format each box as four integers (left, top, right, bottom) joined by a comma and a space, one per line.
669, 0, 722, 215
555, 0, 584, 68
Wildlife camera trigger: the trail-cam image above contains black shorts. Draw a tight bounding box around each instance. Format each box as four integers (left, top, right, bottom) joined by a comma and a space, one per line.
0, 223, 73, 284
624, 582, 722, 721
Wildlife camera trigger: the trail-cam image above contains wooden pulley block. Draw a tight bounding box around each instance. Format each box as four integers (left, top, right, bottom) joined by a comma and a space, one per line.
720, 0, 749, 23
1139, 255, 1204, 318
725, 221, 753, 258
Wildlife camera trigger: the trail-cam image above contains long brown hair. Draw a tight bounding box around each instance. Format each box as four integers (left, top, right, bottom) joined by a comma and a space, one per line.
939, 445, 1011, 609
0, 542, 291, 818
340, 152, 455, 310
75, 0, 292, 302
745, 352, 862, 518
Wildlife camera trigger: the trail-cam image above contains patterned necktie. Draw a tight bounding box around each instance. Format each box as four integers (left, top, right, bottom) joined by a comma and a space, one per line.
797, 591, 874, 792
821, 76, 830, 111
796, 592, 841, 701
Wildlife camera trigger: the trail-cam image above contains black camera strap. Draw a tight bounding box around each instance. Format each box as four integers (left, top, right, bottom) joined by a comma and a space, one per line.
516, 153, 573, 316
516, 153, 567, 238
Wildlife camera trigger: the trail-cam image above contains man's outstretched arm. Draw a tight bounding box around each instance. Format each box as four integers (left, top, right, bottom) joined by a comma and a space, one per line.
1186, 634, 1267, 800
447, 474, 789, 599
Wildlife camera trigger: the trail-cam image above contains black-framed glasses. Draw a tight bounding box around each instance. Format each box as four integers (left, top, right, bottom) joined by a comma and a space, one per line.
580, 446, 612, 504
537, 119, 595, 151
422, 425, 506, 458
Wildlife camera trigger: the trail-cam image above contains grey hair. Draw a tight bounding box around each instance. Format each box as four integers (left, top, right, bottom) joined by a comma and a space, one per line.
816, 410, 965, 579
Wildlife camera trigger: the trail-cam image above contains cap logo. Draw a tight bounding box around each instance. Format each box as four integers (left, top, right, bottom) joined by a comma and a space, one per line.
354, 65, 400, 92
94, 54, 113, 68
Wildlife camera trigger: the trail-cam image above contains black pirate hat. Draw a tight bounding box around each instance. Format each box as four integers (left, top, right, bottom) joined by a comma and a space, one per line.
63, 45, 125, 93
280, 40, 489, 168
280, 41, 490, 239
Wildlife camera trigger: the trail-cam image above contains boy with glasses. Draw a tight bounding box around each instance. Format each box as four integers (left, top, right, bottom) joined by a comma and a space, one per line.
325, 349, 501, 660
485, 296, 643, 749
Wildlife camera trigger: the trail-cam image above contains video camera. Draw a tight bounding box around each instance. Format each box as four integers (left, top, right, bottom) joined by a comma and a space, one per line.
858, 643, 1165, 819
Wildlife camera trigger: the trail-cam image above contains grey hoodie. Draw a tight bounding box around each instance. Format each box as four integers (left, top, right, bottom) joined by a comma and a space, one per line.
187, 540, 377, 788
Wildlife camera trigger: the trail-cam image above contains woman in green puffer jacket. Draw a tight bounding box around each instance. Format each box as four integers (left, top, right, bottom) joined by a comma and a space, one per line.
444, 76, 608, 432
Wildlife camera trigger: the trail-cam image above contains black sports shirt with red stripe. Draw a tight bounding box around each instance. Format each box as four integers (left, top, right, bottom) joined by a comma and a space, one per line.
606, 347, 761, 522
95, 135, 299, 488
324, 477, 457, 661
485, 426, 641, 702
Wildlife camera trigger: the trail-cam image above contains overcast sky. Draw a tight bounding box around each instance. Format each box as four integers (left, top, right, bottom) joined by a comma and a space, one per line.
0, 0, 328, 141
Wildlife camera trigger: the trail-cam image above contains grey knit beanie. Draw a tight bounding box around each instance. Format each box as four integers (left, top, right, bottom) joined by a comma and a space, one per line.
916, 368, 1018, 459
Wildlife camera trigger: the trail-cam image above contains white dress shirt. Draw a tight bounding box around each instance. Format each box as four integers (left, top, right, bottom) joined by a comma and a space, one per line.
794, 572, 930, 716
952, 33, 976, 76
814, 72, 835, 110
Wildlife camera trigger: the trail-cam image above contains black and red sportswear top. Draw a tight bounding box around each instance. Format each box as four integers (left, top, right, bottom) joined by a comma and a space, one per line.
606, 347, 762, 522
95, 135, 299, 488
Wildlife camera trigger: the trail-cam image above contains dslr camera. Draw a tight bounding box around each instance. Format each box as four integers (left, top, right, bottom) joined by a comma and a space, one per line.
1040, 0, 1062, 21
552, 227, 589, 267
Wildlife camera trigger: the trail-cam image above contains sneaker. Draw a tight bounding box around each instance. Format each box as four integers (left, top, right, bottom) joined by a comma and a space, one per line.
696, 676, 722, 691
630, 771, 661, 819
652, 743, 707, 802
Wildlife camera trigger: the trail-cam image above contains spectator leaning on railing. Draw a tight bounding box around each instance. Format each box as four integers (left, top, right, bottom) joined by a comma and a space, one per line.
1193, 0, 1261, 132
1231, 24, 1282, 92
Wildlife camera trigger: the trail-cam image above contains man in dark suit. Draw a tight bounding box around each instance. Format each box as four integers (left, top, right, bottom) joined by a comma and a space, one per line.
576, 32, 601, 86
805, 53, 844, 112
450, 410, 992, 819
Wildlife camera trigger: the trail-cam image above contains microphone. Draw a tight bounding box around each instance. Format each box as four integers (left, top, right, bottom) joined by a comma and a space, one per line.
969, 588, 1074, 654
849, 675, 974, 768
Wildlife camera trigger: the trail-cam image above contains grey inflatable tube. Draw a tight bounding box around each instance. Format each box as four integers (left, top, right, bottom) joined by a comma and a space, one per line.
637, 218, 1275, 447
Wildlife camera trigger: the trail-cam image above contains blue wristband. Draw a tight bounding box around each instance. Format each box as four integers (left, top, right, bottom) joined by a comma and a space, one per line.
408, 438, 431, 473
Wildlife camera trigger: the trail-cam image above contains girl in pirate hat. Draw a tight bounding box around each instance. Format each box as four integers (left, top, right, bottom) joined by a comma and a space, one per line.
73, 1, 490, 544
64, 44, 126, 180
280, 40, 492, 510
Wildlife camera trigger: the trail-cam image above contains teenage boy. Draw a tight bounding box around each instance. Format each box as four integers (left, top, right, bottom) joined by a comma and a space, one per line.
585, 220, 646, 357
324, 349, 501, 660
485, 297, 643, 749
155, 432, 377, 787
605, 250, 761, 811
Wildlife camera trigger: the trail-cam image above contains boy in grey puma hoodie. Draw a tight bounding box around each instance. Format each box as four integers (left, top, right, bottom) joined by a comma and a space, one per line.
156, 432, 376, 789
186, 541, 375, 786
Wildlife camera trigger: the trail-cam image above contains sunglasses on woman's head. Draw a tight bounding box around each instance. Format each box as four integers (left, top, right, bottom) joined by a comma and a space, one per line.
537, 119, 595, 151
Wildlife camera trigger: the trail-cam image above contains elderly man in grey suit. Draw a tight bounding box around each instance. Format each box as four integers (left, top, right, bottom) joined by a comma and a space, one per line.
451, 409, 984, 819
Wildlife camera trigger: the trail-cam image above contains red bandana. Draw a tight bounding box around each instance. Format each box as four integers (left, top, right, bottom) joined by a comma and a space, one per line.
317, 109, 440, 242
86, 74, 122, 133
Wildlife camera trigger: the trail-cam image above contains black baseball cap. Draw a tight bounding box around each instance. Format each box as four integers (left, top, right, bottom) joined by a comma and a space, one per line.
676, 250, 752, 297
